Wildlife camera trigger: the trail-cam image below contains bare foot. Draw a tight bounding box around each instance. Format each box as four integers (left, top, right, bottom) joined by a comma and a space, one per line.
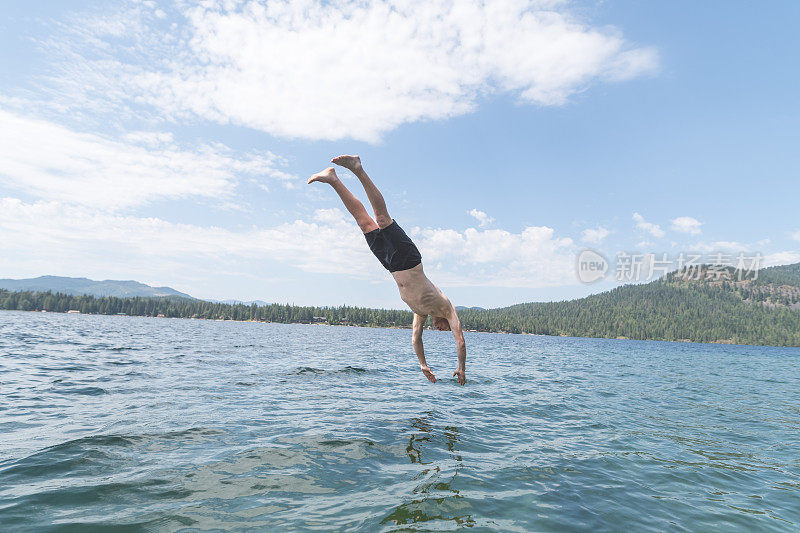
307, 167, 338, 185
331, 155, 362, 173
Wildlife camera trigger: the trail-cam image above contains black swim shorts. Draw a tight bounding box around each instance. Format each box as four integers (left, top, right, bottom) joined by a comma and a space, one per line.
365, 220, 422, 272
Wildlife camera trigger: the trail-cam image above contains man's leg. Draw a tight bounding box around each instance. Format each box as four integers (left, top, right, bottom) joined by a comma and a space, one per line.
308, 167, 379, 233
331, 155, 392, 229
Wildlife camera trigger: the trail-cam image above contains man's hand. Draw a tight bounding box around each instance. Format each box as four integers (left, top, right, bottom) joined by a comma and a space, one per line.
453, 368, 466, 385
420, 365, 437, 383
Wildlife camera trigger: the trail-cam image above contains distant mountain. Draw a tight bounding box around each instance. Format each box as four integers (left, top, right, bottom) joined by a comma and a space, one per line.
0, 276, 194, 299
456, 305, 486, 311
216, 299, 271, 306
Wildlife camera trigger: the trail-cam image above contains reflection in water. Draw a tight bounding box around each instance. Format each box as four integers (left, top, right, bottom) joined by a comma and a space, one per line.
383, 415, 475, 527
405, 416, 432, 464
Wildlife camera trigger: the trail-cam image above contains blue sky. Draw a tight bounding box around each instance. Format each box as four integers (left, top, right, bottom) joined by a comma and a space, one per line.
1, 0, 798, 308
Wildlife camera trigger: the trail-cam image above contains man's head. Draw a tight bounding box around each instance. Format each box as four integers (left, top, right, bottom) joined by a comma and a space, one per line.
433, 316, 451, 331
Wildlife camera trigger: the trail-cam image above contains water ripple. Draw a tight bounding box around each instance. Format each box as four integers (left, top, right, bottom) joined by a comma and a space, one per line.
0, 310, 798, 531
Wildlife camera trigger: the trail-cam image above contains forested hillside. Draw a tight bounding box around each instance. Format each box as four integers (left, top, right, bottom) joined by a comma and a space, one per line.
455, 263, 800, 346
0, 290, 411, 328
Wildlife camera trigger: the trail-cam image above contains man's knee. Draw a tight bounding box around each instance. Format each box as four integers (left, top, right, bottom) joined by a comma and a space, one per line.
358, 218, 379, 233
376, 214, 393, 228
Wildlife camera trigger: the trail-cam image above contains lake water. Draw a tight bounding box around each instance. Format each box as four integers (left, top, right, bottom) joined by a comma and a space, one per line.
1, 310, 798, 532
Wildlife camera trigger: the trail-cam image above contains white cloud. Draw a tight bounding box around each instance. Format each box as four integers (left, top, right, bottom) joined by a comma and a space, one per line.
0, 109, 294, 210
468, 208, 495, 228
0, 197, 580, 290
791, 230, 800, 242
42, 0, 658, 142
692, 241, 748, 253
708, 241, 747, 252
0, 198, 376, 279
670, 216, 702, 235
632, 212, 665, 238
122, 130, 175, 147
581, 226, 610, 244
413, 225, 576, 287
688, 242, 800, 269
763, 251, 800, 267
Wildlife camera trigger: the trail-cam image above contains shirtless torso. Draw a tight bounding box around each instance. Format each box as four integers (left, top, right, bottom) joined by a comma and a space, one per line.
392, 264, 450, 317
309, 155, 467, 385
394, 264, 466, 385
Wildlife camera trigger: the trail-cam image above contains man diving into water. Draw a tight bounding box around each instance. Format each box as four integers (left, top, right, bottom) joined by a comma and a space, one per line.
308, 155, 466, 385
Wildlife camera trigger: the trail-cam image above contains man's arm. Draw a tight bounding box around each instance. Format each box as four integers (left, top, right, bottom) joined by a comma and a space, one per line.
448, 310, 467, 385
412, 313, 436, 383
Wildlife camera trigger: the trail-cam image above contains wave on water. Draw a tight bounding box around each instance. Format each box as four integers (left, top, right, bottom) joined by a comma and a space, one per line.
288, 365, 371, 375
37, 365, 96, 372
1, 427, 225, 477
106, 360, 142, 366
290, 366, 325, 375
107, 346, 145, 351
48, 384, 108, 396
